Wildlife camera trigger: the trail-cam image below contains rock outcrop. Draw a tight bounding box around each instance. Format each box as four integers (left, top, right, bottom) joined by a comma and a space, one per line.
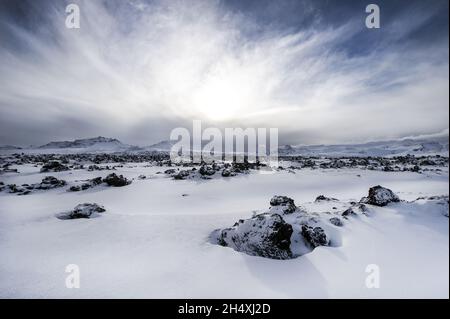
57, 203, 106, 219
40, 161, 70, 173
301, 225, 329, 248
361, 185, 400, 206
212, 213, 293, 260
269, 195, 297, 214
102, 173, 131, 187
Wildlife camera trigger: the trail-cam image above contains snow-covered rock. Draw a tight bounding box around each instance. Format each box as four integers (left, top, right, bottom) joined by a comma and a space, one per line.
69, 177, 103, 192
329, 217, 343, 226
221, 168, 233, 177
102, 173, 131, 187
211, 213, 293, 260
173, 170, 191, 180
269, 195, 297, 214
35, 176, 66, 190
199, 165, 216, 176
40, 161, 69, 173
3, 176, 66, 195
361, 185, 400, 206
57, 203, 106, 219
315, 195, 338, 202
342, 207, 356, 217
301, 225, 329, 248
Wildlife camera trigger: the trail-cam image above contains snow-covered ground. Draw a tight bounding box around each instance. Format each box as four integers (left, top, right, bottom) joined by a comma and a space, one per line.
0, 161, 448, 299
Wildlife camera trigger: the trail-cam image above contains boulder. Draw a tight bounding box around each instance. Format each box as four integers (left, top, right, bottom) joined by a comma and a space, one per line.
212, 213, 293, 260
68, 177, 103, 192
221, 168, 234, 177
329, 217, 343, 227
35, 176, 66, 190
361, 185, 400, 206
69, 185, 81, 192
173, 170, 190, 180
40, 161, 69, 173
301, 225, 329, 247
341, 207, 356, 217
269, 195, 297, 214
315, 195, 338, 202
57, 203, 106, 219
199, 165, 216, 176
102, 173, 130, 187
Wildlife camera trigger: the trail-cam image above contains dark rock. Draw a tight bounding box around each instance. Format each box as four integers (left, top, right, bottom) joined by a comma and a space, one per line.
212, 213, 293, 260
354, 203, 369, 213
173, 170, 190, 180
102, 173, 131, 187
68, 177, 103, 192
221, 168, 233, 177
40, 161, 69, 173
269, 195, 297, 214
301, 225, 329, 248
87, 165, 111, 171
90, 177, 103, 185
341, 207, 356, 217
315, 195, 338, 202
6, 176, 66, 194
199, 165, 216, 176
57, 203, 106, 219
361, 185, 400, 206
35, 176, 66, 189
329, 217, 343, 227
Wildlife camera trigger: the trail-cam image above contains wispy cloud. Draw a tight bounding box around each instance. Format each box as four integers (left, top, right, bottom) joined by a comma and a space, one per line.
0, 0, 448, 146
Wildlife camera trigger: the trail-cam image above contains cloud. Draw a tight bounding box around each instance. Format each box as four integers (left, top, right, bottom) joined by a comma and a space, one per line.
0, 0, 448, 146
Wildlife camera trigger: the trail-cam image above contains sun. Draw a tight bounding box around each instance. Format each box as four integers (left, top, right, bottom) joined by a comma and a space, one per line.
192, 66, 253, 121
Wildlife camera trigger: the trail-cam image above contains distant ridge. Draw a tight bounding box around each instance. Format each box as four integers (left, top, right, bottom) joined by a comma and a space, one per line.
0, 145, 22, 150
39, 136, 123, 149
1, 132, 448, 156
278, 134, 449, 157
33, 136, 142, 153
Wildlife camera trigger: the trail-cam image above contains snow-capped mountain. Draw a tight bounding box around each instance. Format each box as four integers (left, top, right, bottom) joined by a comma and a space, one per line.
279, 135, 449, 157
36, 136, 141, 153
39, 136, 121, 149
2, 132, 448, 156
0, 145, 22, 150
146, 133, 449, 157
145, 140, 177, 152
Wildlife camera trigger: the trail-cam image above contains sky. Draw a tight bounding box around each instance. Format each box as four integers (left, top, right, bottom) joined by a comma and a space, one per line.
0, 0, 448, 147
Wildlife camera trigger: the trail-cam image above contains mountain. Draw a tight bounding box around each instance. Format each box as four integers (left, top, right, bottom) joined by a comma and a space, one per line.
146, 132, 449, 157
145, 140, 177, 152
2, 133, 448, 156
279, 135, 449, 157
0, 145, 22, 150
37, 136, 141, 153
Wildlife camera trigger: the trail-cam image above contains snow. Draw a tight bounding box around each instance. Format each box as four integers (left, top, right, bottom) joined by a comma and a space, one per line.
2, 133, 448, 157
279, 135, 449, 157
0, 163, 448, 298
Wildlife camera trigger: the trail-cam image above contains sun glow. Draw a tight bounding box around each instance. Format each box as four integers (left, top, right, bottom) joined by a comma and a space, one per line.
192, 77, 246, 121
